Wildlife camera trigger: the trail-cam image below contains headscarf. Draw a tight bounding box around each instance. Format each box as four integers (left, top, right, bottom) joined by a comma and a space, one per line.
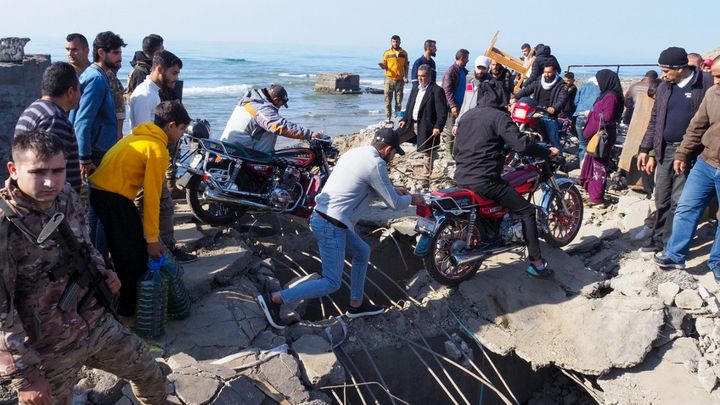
594, 69, 624, 122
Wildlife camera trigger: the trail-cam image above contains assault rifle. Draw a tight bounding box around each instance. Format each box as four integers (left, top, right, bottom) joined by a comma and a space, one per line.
54, 217, 119, 319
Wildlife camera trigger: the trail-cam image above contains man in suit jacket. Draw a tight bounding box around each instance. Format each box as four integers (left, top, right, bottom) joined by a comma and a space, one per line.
399, 64, 448, 188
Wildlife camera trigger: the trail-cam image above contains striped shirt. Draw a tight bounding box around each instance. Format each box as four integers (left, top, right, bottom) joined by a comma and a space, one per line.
14, 99, 82, 192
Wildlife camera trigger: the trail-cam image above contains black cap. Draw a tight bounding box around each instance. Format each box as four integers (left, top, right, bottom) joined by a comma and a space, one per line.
375, 128, 405, 155
658, 47, 688, 69
267, 84, 289, 108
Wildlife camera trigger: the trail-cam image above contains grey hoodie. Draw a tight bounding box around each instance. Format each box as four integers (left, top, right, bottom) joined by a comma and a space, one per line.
314, 145, 411, 230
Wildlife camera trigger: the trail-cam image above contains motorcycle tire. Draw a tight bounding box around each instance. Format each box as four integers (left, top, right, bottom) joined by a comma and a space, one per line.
542, 183, 583, 247
185, 175, 244, 226
423, 216, 481, 286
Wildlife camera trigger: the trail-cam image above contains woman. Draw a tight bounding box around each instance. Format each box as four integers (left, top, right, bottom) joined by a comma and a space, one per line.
579, 69, 624, 206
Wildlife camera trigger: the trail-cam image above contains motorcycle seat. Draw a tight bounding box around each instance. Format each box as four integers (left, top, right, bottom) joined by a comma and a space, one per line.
219, 141, 274, 163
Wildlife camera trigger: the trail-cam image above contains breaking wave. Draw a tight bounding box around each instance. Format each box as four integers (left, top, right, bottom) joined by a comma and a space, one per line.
183, 84, 251, 96
278, 72, 316, 78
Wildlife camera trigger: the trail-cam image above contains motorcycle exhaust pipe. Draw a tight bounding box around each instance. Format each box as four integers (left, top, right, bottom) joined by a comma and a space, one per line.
205, 190, 275, 210
450, 246, 516, 266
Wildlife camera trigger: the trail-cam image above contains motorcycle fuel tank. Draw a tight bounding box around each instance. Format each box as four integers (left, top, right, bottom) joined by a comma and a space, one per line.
273, 148, 316, 167
502, 165, 540, 195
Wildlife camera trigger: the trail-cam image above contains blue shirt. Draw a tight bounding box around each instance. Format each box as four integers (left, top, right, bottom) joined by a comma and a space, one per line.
574, 81, 601, 117
411, 55, 437, 84
68, 64, 117, 162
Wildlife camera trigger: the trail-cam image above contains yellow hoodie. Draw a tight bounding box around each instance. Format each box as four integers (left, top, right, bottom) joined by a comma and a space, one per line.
90, 123, 169, 243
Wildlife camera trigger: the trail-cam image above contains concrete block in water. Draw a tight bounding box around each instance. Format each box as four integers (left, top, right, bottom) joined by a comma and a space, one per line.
0, 37, 30, 63
314, 72, 360, 93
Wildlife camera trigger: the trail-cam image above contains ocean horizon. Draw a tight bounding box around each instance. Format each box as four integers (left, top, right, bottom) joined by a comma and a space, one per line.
23, 37, 658, 138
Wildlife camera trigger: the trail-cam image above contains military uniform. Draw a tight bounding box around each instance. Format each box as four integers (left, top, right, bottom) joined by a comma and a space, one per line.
0, 180, 167, 404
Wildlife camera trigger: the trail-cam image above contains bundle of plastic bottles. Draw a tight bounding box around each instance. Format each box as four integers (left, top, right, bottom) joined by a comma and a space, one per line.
135, 252, 192, 337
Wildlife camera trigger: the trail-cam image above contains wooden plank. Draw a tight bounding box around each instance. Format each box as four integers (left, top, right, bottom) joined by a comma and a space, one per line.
619, 93, 654, 172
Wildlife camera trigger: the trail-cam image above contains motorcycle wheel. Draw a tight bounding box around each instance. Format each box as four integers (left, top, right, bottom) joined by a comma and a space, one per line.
542, 183, 583, 247
186, 175, 244, 226
423, 217, 481, 286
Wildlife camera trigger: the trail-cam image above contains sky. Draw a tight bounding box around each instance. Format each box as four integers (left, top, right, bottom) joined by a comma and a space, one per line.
1, 0, 717, 64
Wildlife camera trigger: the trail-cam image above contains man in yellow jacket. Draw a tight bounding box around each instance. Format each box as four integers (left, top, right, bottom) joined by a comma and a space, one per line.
89, 100, 190, 319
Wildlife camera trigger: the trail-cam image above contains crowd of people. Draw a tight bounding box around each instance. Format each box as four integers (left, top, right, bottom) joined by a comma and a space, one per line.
1, 29, 720, 404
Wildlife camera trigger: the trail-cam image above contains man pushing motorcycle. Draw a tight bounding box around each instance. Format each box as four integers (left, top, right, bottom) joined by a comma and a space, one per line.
219, 84, 324, 152
454, 80, 560, 278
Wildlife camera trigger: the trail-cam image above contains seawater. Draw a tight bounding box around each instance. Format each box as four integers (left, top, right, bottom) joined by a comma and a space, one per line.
25, 39, 654, 138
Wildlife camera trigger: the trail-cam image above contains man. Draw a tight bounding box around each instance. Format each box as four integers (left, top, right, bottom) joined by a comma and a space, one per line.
220, 84, 323, 153
128, 50, 195, 263
129, 50, 182, 127
623, 70, 659, 125
490, 60, 514, 106
520, 43, 534, 68
65, 33, 90, 75
454, 81, 559, 277
69, 30, 125, 258
452, 56, 493, 136
441, 49, 469, 159
411, 40, 437, 85
399, 64, 448, 188
512, 63, 568, 150
256, 128, 425, 329
379, 35, 409, 124
14, 62, 82, 193
126, 34, 164, 97
654, 56, 720, 277
562, 72, 578, 140
637, 47, 713, 253
0, 130, 167, 404
90, 101, 191, 319
524, 44, 561, 88
688, 52, 703, 69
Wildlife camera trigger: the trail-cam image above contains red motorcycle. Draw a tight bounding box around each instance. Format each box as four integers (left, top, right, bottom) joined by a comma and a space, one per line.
413, 154, 583, 286
511, 98, 574, 150
176, 124, 337, 226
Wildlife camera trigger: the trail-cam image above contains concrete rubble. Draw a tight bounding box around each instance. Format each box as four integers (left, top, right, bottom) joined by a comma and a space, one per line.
23, 124, 718, 404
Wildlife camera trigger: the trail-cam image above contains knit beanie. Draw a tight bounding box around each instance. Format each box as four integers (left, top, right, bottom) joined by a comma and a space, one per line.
474, 56, 491, 70
658, 47, 688, 69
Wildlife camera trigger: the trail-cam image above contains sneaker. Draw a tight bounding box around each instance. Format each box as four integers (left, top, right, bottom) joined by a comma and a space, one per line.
172, 248, 197, 264
256, 293, 285, 329
638, 239, 663, 253
345, 302, 386, 319
653, 252, 686, 270
527, 259, 553, 279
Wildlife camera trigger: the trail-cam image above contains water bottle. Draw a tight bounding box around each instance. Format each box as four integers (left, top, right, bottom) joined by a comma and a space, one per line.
135, 256, 169, 338
161, 253, 191, 320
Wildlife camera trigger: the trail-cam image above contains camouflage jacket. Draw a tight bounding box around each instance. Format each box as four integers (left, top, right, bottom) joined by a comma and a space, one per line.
0, 180, 107, 389
105, 70, 126, 121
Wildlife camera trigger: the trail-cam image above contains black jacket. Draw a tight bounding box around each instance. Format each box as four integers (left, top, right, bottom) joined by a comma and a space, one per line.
514, 76, 568, 116
491, 67, 514, 105
454, 82, 550, 185
126, 51, 152, 96
524, 44, 561, 87
639, 69, 713, 161
400, 82, 448, 152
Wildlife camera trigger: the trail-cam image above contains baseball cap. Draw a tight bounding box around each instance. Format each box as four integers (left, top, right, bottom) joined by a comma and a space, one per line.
267, 84, 289, 108
375, 128, 405, 155
475, 56, 491, 70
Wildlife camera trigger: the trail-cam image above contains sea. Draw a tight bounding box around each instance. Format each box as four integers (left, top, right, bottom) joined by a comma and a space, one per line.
24, 39, 655, 138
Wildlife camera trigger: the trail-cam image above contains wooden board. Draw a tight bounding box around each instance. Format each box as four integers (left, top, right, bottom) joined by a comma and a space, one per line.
483, 31, 528, 92
619, 93, 654, 172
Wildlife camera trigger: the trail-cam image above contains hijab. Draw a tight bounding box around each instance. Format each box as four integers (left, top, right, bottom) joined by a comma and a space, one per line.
595, 69, 625, 122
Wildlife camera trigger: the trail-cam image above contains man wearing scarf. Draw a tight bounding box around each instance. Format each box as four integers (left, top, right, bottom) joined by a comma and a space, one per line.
512, 63, 568, 151
637, 47, 713, 253
579, 70, 625, 206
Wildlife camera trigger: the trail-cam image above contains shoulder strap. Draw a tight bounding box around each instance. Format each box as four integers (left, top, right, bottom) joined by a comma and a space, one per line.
0, 198, 39, 244
0, 205, 14, 325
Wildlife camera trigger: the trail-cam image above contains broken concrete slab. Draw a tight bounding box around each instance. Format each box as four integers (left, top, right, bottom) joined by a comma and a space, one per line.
658, 282, 680, 306
292, 335, 345, 388
169, 371, 221, 405
258, 353, 310, 404
598, 342, 719, 404
182, 243, 255, 301
675, 289, 704, 310
212, 376, 265, 405
458, 249, 663, 375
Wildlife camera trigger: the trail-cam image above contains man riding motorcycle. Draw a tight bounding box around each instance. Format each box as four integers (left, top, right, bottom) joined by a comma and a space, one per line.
454, 81, 560, 277
220, 84, 323, 152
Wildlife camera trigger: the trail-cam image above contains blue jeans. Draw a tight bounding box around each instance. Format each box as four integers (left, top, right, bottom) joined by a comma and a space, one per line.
665, 157, 720, 276
575, 115, 587, 163
539, 115, 562, 152
279, 212, 371, 304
